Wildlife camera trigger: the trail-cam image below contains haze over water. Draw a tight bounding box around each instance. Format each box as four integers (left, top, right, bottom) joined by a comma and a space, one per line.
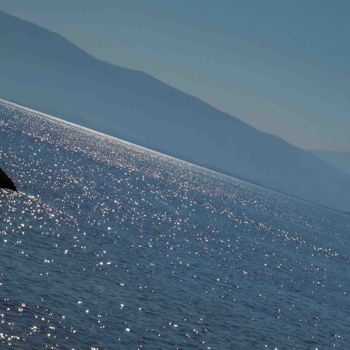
0, 100, 349, 349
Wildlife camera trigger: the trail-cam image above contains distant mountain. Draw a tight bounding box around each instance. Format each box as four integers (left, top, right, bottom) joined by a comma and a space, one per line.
1, 10, 350, 211
310, 150, 350, 175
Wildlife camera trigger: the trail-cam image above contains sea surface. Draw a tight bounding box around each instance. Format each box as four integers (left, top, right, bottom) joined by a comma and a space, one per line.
0, 100, 349, 349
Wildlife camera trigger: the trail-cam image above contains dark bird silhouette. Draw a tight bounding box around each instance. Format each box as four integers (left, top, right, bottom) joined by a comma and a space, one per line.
0, 167, 17, 191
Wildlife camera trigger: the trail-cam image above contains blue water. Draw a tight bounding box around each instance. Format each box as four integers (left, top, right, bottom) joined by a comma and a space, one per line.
0, 100, 349, 349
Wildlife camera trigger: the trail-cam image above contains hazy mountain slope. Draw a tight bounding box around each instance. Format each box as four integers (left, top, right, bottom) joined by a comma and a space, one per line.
310, 150, 350, 175
1, 10, 350, 211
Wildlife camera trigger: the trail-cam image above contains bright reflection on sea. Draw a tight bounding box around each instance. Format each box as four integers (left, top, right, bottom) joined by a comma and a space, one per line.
0, 100, 349, 349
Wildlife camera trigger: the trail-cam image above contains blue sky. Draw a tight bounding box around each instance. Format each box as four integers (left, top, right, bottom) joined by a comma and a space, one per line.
1, 0, 349, 150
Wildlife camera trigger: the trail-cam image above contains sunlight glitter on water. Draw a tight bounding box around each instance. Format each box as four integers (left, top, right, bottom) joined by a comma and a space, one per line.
0, 100, 349, 349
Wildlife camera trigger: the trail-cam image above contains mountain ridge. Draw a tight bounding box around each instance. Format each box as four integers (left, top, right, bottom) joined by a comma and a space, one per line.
1, 9, 350, 211
310, 150, 350, 176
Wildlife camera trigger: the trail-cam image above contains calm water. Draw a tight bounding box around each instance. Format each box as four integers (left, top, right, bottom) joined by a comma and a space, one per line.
0, 100, 349, 349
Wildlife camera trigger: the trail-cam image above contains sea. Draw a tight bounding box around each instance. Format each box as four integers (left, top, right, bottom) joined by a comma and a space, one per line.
0, 99, 349, 349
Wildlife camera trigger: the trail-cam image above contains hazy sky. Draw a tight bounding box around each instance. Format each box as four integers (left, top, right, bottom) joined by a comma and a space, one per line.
1, 0, 349, 151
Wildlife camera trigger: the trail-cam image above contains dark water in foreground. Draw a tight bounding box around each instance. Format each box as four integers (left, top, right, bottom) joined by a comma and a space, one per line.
0, 100, 349, 349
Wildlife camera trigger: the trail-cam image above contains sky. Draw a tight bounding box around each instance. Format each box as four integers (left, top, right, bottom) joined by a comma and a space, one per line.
0, 0, 349, 151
